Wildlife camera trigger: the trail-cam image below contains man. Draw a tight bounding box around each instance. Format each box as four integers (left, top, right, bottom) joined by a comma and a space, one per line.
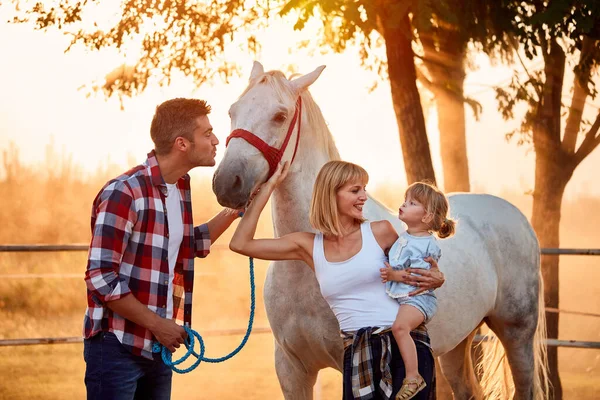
83, 98, 239, 399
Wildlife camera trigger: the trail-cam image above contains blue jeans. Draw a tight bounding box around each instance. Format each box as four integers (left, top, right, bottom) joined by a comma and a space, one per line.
84, 332, 172, 400
342, 330, 435, 400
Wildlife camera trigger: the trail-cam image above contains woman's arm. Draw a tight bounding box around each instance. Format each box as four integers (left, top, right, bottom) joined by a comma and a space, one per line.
229, 162, 314, 268
380, 258, 444, 296
371, 220, 399, 253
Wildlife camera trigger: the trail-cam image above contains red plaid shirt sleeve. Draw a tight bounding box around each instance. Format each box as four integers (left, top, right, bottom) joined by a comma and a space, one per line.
194, 224, 211, 258
85, 180, 137, 304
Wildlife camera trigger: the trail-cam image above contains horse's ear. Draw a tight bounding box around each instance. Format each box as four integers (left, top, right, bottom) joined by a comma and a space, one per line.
291, 65, 326, 93
250, 61, 264, 81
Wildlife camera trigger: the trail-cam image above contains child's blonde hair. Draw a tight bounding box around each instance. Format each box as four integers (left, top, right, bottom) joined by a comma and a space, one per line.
405, 182, 456, 239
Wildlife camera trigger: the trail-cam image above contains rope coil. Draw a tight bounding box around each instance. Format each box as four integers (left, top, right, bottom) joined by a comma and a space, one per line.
152, 257, 256, 374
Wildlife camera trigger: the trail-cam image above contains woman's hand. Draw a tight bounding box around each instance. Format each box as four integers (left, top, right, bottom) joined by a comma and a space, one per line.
247, 162, 290, 207
404, 257, 445, 296
265, 162, 290, 190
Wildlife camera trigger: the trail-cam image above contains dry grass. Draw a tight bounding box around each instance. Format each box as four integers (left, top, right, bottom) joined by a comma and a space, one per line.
0, 146, 598, 399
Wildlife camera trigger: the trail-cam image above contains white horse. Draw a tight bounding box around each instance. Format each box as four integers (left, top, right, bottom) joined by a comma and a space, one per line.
212, 62, 549, 400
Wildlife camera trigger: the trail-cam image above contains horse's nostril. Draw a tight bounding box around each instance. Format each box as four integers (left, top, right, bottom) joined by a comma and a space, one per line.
232, 175, 242, 190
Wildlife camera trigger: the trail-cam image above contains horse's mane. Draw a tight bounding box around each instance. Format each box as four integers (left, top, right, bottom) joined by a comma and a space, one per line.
240, 70, 340, 161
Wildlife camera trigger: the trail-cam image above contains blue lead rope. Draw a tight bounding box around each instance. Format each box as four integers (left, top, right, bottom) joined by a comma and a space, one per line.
152, 256, 256, 374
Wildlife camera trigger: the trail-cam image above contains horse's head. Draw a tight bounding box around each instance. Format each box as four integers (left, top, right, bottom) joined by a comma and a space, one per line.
213, 61, 325, 208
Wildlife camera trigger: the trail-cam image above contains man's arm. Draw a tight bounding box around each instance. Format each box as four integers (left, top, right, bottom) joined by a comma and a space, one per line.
85, 181, 137, 307
106, 295, 186, 352
206, 208, 240, 243
192, 208, 239, 258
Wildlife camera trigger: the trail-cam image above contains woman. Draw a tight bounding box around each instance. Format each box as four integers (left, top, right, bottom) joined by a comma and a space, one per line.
230, 160, 445, 399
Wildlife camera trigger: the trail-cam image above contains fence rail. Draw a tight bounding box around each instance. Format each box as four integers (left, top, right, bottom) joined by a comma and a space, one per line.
2, 330, 599, 350
541, 248, 600, 256
1, 244, 600, 255
0, 244, 229, 252
472, 335, 600, 349
0, 327, 273, 347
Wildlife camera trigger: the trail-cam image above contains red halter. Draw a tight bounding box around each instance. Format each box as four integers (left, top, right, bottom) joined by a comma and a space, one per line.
226, 97, 302, 179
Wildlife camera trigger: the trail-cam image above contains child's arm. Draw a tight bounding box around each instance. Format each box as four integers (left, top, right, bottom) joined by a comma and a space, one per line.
380, 261, 410, 283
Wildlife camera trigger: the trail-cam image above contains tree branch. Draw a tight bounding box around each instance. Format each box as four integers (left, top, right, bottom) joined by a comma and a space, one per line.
563, 37, 594, 154
415, 66, 436, 93
510, 37, 541, 102
574, 112, 600, 167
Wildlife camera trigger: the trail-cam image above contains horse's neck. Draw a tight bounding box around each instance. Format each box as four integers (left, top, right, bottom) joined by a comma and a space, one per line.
271, 111, 333, 237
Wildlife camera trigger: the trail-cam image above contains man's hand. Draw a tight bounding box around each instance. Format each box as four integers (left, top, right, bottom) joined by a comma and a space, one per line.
222, 207, 244, 219
150, 318, 188, 353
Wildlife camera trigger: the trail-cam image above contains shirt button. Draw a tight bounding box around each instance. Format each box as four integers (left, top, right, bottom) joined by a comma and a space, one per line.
162, 305, 166, 308
164, 280, 168, 285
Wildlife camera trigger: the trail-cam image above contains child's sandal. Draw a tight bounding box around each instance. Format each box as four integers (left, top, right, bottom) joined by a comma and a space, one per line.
395, 375, 426, 400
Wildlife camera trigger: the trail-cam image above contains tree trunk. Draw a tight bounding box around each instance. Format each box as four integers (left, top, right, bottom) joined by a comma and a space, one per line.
377, 11, 436, 185
531, 154, 572, 400
423, 33, 470, 192
533, 39, 567, 400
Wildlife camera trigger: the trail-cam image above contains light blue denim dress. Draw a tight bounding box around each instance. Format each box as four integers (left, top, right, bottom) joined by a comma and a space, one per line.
385, 232, 441, 323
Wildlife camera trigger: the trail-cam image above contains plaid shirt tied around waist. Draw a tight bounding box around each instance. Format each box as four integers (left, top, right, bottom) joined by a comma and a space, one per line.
341, 325, 431, 400
83, 150, 211, 359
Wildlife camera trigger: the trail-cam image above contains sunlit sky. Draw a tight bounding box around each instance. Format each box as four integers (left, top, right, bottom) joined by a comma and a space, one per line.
0, 6, 599, 200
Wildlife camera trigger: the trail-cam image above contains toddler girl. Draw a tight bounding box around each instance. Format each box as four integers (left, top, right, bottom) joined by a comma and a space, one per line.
380, 182, 456, 400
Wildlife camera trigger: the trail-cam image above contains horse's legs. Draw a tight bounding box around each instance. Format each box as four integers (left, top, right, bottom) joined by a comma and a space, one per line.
485, 315, 537, 400
274, 341, 319, 400
438, 330, 483, 400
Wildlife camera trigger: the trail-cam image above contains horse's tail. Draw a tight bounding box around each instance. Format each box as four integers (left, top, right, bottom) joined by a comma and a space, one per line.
477, 334, 511, 399
533, 268, 550, 400
476, 267, 550, 399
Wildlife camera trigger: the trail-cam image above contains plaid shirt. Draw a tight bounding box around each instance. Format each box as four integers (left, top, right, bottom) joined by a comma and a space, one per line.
341, 325, 433, 400
83, 150, 211, 359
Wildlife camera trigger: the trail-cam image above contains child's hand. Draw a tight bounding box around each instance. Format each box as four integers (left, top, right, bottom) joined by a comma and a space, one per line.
380, 262, 394, 283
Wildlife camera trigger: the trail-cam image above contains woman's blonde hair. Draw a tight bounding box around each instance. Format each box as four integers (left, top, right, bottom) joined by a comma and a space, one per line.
406, 182, 456, 239
310, 161, 368, 237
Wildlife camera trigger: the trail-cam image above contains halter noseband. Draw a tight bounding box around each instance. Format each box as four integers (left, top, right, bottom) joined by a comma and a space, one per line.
225, 97, 302, 179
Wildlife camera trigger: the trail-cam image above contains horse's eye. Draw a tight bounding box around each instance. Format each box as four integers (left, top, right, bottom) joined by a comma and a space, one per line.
272, 112, 287, 123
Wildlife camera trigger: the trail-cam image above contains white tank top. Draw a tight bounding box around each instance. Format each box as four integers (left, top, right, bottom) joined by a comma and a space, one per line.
313, 222, 400, 331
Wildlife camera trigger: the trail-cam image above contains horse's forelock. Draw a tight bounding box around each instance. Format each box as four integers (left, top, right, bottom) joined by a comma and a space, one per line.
238, 70, 295, 103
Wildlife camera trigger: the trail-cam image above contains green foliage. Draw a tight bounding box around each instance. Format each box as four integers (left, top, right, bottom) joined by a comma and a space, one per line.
492, 0, 600, 147
4, 0, 522, 107
280, 0, 379, 57
7, 0, 268, 99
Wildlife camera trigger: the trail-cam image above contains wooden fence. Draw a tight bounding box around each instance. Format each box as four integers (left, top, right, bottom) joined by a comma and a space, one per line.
1, 244, 598, 349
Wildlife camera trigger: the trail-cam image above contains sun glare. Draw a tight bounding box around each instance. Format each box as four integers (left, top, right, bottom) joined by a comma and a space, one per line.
0, 4, 598, 199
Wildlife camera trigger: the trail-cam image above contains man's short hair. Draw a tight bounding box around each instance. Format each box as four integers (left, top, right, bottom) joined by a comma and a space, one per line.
150, 98, 212, 155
